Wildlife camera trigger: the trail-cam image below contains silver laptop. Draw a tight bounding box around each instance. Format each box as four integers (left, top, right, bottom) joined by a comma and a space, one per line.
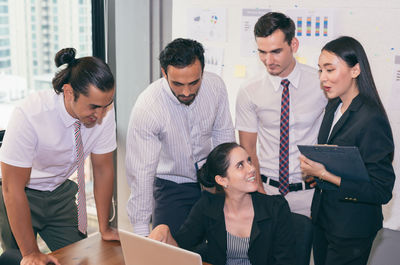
119, 229, 203, 265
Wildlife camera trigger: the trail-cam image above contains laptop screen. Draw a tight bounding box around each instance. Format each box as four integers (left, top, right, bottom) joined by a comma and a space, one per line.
119, 229, 202, 265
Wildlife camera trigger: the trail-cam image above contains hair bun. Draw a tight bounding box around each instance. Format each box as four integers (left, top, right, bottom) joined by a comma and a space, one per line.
197, 162, 215, 188
54, 48, 76, 67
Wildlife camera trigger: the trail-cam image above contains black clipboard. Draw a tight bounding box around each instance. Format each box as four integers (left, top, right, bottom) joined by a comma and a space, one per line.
298, 145, 369, 190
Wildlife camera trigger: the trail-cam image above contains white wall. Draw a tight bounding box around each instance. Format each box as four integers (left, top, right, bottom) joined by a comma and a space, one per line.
172, 0, 400, 230
110, 0, 172, 231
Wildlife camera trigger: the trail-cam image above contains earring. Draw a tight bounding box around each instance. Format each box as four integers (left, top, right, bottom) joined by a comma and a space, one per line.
224, 184, 228, 188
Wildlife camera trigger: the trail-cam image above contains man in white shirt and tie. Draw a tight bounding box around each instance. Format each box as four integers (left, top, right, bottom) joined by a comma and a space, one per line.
126, 38, 235, 237
236, 12, 327, 265
0, 48, 118, 265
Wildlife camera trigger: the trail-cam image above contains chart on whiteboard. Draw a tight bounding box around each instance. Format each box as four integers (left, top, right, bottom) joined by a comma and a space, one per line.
286, 9, 336, 44
186, 7, 227, 42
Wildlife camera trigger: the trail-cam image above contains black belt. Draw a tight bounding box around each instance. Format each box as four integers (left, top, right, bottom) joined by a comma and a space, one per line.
261, 175, 313, 192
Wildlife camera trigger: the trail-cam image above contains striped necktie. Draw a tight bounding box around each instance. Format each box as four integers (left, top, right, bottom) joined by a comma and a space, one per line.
74, 121, 87, 234
279, 79, 290, 196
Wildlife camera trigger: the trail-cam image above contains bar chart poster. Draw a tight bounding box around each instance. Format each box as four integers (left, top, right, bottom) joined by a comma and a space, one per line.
287, 9, 336, 43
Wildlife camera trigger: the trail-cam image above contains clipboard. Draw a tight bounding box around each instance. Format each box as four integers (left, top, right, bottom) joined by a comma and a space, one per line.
297, 145, 369, 190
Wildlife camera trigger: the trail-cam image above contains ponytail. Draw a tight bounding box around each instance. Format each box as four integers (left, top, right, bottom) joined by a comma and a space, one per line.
52, 47, 114, 100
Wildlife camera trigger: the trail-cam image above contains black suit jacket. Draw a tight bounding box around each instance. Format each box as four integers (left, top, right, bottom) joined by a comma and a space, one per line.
175, 191, 295, 265
311, 95, 395, 238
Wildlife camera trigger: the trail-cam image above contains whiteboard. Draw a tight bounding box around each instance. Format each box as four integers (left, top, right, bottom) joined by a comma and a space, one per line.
172, 0, 400, 230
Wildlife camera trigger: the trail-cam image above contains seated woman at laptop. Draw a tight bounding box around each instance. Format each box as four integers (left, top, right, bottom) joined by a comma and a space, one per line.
149, 142, 295, 265
299, 36, 395, 265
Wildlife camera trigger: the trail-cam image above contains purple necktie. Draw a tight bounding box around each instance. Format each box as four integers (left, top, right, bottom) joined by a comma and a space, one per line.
279, 79, 290, 196
74, 121, 87, 234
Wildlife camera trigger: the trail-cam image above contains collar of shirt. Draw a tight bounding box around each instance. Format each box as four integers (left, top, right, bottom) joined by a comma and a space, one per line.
267, 60, 301, 92
56, 92, 80, 128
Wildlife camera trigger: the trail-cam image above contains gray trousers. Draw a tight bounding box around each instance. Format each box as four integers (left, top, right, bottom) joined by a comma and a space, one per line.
0, 180, 86, 252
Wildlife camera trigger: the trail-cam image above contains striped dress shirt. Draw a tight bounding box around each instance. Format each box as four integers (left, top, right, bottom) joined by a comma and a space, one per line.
126, 72, 235, 236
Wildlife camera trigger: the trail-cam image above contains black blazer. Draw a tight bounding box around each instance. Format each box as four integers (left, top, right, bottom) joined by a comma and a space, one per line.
311, 95, 395, 238
175, 191, 295, 265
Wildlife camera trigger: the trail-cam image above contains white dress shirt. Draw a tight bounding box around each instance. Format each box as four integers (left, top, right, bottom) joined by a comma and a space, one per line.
126, 71, 235, 236
236, 61, 327, 183
0, 89, 117, 191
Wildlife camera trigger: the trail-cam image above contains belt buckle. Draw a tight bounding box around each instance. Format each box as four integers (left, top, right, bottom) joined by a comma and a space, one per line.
288, 181, 306, 192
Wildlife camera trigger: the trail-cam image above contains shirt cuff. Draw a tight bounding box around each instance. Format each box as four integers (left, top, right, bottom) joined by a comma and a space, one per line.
133, 223, 150, 236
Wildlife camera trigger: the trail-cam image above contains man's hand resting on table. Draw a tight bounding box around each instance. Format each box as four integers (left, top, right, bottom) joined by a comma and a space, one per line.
21, 251, 60, 265
101, 226, 120, 241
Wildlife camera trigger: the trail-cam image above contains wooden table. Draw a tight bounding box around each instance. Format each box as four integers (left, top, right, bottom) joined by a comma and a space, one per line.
51, 232, 211, 265
51, 233, 123, 265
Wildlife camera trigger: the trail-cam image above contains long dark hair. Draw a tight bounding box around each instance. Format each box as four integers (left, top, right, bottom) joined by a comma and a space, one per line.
322, 36, 387, 117
52, 48, 114, 100
197, 142, 240, 192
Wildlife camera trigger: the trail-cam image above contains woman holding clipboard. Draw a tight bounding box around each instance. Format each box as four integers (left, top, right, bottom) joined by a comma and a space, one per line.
299, 36, 395, 265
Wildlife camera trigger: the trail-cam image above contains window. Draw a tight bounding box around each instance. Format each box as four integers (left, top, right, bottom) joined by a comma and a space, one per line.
0, 49, 10, 56
0, 59, 10, 67
0, 27, 9, 35
0, 38, 9, 46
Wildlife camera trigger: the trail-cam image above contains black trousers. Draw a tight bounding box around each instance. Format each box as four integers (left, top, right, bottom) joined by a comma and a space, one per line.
313, 224, 376, 265
0, 249, 22, 265
152, 178, 201, 237
292, 213, 313, 265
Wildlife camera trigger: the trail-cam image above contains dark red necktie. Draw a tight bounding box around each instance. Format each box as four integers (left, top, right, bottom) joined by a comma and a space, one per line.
279, 79, 290, 196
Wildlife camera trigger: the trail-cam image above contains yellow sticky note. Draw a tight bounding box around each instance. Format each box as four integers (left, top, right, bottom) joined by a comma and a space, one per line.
296, 56, 307, 64
234, 65, 246, 78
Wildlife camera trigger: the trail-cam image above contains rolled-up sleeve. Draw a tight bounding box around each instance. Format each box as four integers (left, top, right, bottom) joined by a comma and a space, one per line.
126, 105, 162, 236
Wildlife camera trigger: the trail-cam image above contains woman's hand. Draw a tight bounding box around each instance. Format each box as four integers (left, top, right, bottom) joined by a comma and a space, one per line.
300, 155, 341, 186
299, 155, 327, 178
149, 224, 178, 246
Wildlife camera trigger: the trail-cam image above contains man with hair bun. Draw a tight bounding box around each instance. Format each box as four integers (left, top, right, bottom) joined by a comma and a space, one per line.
0, 48, 118, 265
126, 38, 235, 237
